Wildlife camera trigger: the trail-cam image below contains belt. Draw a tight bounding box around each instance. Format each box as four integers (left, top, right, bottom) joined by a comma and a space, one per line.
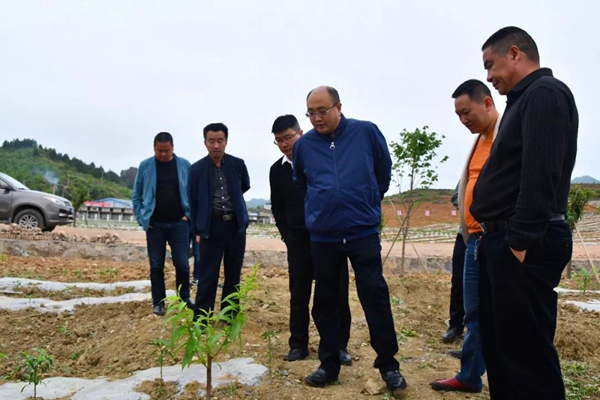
471, 231, 483, 240
212, 213, 236, 221
480, 213, 565, 235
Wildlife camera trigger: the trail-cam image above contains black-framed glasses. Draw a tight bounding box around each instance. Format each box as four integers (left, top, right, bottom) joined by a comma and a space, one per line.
273, 132, 299, 146
305, 103, 338, 118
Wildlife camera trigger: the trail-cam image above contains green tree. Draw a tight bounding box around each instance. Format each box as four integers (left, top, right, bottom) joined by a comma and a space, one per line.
565, 187, 594, 279
165, 265, 259, 399
70, 186, 89, 227
389, 126, 448, 273
16, 348, 55, 400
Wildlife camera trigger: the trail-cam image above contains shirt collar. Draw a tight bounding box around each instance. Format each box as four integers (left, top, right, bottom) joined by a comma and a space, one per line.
282, 155, 292, 166
507, 68, 553, 104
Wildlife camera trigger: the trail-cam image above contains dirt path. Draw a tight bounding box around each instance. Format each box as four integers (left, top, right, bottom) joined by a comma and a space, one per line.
57, 226, 600, 260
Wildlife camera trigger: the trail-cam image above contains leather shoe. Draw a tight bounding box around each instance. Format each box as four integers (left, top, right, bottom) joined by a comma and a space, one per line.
304, 368, 338, 387
153, 304, 166, 316
430, 376, 482, 393
339, 349, 352, 366
381, 370, 407, 394
442, 326, 463, 343
447, 349, 462, 359
283, 348, 308, 362
185, 298, 195, 309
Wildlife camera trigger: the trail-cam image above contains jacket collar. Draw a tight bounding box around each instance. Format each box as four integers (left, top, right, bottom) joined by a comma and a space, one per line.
334, 114, 348, 138
507, 67, 553, 105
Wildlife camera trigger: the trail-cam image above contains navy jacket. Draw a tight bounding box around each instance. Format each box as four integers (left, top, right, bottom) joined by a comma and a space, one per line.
293, 114, 392, 243
188, 153, 250, 238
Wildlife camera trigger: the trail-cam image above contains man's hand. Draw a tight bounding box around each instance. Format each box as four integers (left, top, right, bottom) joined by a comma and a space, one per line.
196, 235, 201, 244
182, 216, 188, 221
510, 247, 526, 263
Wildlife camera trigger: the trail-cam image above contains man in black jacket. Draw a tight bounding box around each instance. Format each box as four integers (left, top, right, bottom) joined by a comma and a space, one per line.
269, 114, 352, 364
188, 123, 250, 321
471, 27, 578, 400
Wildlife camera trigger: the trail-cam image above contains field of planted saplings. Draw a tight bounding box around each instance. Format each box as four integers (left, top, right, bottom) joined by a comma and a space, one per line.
0, 226, 599, 399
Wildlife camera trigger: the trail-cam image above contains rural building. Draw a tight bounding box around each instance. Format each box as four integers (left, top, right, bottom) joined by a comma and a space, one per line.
80, 198, 134, 222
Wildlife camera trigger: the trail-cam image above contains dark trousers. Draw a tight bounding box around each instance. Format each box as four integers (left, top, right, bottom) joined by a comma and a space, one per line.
189, 230, 201, 280
478, 221, 571, 400
194, 218, 246, 319
286, 235, 351, 350
312, 233, 399, 376
449, 232, 466, 331
146, 219, 190, 306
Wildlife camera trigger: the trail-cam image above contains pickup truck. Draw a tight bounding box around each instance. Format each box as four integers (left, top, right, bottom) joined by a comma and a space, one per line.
0, 172, 74, 232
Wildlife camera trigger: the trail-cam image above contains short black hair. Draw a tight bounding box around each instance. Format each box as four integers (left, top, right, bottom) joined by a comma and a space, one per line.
154, 132, 173, 146
482, 26, 540, 63
203, 123, 229, 140
452, 79, 493, 104
306, 86, 341, 104
271, 115, 300, 135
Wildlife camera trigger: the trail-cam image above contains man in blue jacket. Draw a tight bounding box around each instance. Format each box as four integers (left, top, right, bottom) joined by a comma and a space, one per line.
188, 123, 250, 321
294, 86, 407, 397
132, 132, 192, 316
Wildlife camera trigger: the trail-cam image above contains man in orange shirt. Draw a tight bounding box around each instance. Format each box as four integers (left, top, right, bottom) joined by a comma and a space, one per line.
430, 79, 499, 393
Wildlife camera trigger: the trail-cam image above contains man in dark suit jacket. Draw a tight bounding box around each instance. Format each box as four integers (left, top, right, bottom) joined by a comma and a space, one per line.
188, 122, 250, 320
269, 115, 352, 365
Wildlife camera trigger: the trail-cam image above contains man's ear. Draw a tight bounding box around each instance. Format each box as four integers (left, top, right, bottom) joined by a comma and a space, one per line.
298, 130, 304, 137
484, 97, 494, 111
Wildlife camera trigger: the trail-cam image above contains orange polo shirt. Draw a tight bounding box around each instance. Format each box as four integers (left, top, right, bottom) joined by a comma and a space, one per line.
464, 133, 494, 234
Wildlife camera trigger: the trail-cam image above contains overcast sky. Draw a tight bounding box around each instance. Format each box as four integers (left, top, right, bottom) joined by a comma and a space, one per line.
1, 0, 597, 200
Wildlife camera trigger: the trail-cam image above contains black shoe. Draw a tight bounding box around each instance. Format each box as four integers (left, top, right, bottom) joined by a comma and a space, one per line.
185, 298, 195, 309
153, 304, 166, 316
381, 370, 408, 394
442, 326, 463, 343
447, 349, 462, 359
339, 349, 352, 366
283, 348, 309, 362
304, 368, 338, 388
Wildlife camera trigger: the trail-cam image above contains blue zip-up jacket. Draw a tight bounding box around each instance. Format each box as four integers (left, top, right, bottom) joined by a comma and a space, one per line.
293, 114, 392, 243
188, 153, 250, 239
131, 155, 191, 232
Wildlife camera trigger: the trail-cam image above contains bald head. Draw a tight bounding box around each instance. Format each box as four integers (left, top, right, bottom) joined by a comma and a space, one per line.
306, 85, 342, 135
307, 86, 340, 104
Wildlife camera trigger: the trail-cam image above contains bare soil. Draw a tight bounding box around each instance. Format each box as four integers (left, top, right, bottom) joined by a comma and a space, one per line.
55, 226, 600, 260
1, 255, 599, 399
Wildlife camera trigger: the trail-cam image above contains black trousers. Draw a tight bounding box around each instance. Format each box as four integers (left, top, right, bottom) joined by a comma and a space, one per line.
194, 218, 246, 319
449, 232, 466, 331
312, 233, 399, 376
478, 221, 571, 400
286, 235, 351, 350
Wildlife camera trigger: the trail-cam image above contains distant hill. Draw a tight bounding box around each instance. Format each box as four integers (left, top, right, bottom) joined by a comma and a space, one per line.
572, 175, 600, 184
0, 139, 135, 201
246, 198, 269, 209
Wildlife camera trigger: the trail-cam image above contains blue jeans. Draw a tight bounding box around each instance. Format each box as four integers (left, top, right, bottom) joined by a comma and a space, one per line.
146, 219, 190, 306
456, 235, 485, 389
189, 230, 201, 280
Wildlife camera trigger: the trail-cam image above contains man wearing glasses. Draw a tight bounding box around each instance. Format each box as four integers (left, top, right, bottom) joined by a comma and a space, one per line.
293, 87, 407, 397
269, 114, 352, 365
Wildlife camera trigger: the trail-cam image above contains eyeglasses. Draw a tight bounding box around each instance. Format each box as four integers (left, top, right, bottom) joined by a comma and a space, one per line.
305, 103, 338, 118
273, 132, 299, 146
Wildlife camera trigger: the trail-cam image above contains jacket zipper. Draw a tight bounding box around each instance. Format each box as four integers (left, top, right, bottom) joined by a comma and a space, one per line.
331, 141, 346, 244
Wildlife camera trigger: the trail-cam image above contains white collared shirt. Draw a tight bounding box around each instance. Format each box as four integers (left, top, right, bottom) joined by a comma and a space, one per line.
282, 155, 293, 168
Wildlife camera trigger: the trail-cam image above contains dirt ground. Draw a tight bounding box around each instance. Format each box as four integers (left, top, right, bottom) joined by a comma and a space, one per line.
0, 254, 599, 399
55, 226, 600, 260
